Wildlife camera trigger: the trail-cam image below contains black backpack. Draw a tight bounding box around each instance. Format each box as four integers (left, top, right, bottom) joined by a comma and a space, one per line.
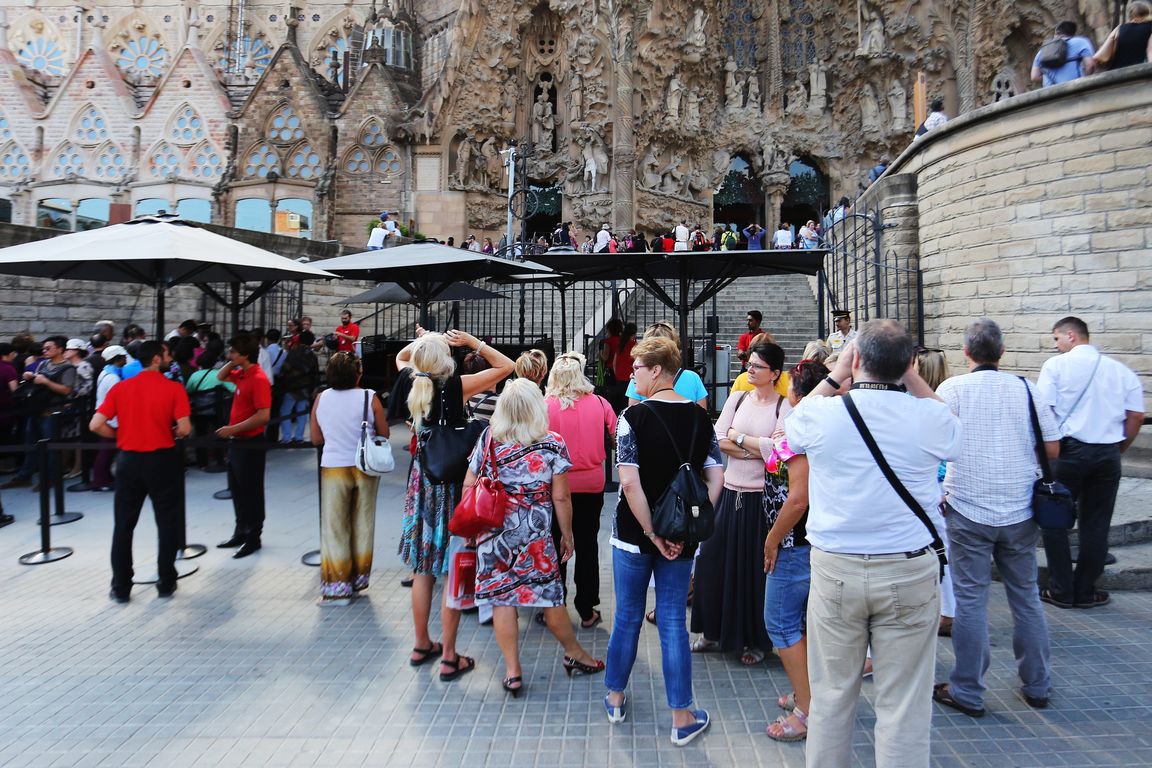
642, 402, 715, 544
1037, 37, 1069, 69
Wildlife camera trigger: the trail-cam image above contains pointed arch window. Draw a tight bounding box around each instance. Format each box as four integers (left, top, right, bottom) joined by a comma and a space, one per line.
0, 111, 12, 142
343, 146, 372, 174
359, 119, 387, 148
243, 143, 281, 178
50, 143, 86, 178
93, 142, 128, 180
116, 36, 169, 79
0, 142, 32, 180
167, 104, 206, 145
188, 141, 224, 179
323, 37, 349, 87
72, 105, 111, 146
266, 105, 305, 144
285, 142, 323, 180
376, 147, 402, 176
148, 142, 182, 178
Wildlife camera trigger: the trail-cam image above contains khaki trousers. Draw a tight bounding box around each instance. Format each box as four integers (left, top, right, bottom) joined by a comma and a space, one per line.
805, 547, 940, 768
320, 466, 380, 599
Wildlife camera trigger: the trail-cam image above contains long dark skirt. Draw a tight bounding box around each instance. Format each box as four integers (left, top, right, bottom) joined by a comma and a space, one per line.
690, 486, 772, 654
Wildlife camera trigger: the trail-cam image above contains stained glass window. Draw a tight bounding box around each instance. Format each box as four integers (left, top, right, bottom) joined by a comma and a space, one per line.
243, 143, 280, 178
17, 36, 67, 77
51, 143, 85, 177
73, 105, 110, 145
359, 119, 386, 147
168, 104, 206, 145
218, 34, 273, 77
344, 147, 371, 174
285, 142, 323, 179
722, 0, 759, 70
189, 142, 224, 179
375, 147, 402, 175
266, 105, 305, 144
0, 142, 31, 180
0, 112, 12, 142
149, 142, 181, 178
116, 36, 169, 78
93, 142, 127, 180
780, 0, 816, 72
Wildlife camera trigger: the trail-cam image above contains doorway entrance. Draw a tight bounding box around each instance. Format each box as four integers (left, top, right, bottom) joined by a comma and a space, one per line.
781, 157, 829, 233
713, 155, 764, 233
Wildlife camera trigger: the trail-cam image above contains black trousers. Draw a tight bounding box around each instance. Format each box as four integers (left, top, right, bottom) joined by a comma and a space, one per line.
551, 492, 604, 621
227, 437, 266, 543
1042, 438, 1122, 604
110, 448, 183, 593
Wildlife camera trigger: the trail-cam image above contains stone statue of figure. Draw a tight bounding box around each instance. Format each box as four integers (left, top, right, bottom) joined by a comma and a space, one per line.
685, 87, 701, 129
501, 75, 519, 122
688, 9, 707, 50
570, 72, 584, 123
807, 62, 827, 114
532, 90, 555, 150
659, 152, 687, 195
724, 60, 741, 111
641, 146, 663, 188
785, 79, 808, 115
667, 74, 683, 122
581, 128, 610, 192
858, 0, 886, 55
860, 83, 882, 133
887, 78, 908, 130
455, 136, 474, 186
482, 137, 504, 188
746, 74, 761, 110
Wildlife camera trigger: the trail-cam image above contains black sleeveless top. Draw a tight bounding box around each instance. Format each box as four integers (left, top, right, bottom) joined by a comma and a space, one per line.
387, 370, 467, 427
1113, 21, 1151, 69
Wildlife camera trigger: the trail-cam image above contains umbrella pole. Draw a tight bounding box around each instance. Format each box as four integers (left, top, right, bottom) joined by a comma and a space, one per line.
420, 301, 430, 330
679, 257, 692, 370
560, 287, 568, 353
155, 283, 166, 340
231, 283, 241, 335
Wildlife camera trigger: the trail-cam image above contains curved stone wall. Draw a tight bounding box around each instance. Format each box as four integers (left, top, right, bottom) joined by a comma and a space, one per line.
859, 63, 1151, 409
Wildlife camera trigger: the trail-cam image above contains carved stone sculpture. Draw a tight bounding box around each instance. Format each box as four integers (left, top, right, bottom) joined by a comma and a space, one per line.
667, 74, 683, 122
785, 79, 808, 115
887, 78, 908, 131
455, 136, 474, 187
685, 9, 706, 62
724, 60, 741, 111
807, 62, 827, 115
858, 0, 886, 55
501, 76, 519, 122
531, 90, 555, 151
685, 87, 700, 130
860, 83, 882, 134
659, 152, 687, 196
481, 137, 502, 189
570, 72, 583, 123
746, 75, 761, 111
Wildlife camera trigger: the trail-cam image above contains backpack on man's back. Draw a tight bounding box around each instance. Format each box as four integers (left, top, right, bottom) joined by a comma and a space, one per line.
1037, 37, 1069, 68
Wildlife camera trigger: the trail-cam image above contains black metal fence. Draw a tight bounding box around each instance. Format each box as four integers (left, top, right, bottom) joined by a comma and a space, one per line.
198, 281, 306, 335
818, 204, 924, 344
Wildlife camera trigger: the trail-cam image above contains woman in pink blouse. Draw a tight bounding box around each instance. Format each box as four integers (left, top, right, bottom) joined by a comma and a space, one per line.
690, 341, 791, 665
545, 352, 617, 627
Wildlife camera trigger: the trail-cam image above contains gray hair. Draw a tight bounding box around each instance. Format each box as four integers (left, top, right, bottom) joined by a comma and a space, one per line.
964, 318, 1004, 364
855, 319, 915, 382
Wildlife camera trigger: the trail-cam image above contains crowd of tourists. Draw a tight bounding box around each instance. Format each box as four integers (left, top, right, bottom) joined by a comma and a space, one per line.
1, 307, 1142, 762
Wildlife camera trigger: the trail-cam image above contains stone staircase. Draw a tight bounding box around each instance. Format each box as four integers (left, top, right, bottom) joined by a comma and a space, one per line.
708, 274, 822, 379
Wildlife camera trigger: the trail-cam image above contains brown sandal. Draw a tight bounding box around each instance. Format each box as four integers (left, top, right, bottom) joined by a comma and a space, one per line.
409, 642, 443, 667
439, 654, 476, 682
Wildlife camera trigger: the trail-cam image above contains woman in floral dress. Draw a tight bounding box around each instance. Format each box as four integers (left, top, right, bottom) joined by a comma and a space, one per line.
464, 379, 604, 697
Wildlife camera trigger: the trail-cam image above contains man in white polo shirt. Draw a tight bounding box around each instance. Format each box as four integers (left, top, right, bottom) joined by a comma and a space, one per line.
785, 319, 961, 768
673, 220, 690, 251
1037, 316, 1144, 609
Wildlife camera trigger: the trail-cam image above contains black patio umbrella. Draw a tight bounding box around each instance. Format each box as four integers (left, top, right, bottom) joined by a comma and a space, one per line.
338, 281, 508, 306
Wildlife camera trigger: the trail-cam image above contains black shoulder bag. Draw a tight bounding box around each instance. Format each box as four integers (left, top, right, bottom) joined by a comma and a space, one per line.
842, 393, 947, 578
418, 385, 485, 485
642, 402, 715, 544
1020, 378, 1076, 530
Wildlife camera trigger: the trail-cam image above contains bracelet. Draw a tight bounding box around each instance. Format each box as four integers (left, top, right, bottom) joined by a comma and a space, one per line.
474, 341, 487, 354
643, 530, 656, 538
824, 375, 841, 390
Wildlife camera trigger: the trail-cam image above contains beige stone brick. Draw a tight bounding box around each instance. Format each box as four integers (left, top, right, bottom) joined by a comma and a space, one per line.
1090, 230, 1144, 252
1046, 177, 1102, 197
1069, 292, 1121, 312
1084, 191, 1137, 213
1106, 209, 1152, 229
1062, 155, 1116, 175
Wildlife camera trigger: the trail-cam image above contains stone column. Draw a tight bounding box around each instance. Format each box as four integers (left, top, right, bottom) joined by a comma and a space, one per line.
611, 14, 635, 230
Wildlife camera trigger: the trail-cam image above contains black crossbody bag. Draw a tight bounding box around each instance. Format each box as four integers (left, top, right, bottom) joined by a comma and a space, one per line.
843, 393, 947, 579
1020, 378, 1076, 530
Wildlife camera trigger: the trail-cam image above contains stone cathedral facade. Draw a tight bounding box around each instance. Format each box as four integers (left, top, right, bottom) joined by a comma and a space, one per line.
0, 0, 1116, 247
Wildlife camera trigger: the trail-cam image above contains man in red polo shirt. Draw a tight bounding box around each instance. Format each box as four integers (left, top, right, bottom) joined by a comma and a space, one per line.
215, 332, 272, 558
90, 340, 191, 602
333, 309, 360, 354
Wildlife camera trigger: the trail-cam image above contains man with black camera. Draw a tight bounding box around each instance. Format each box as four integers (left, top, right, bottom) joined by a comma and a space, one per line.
2, 336, 75, 491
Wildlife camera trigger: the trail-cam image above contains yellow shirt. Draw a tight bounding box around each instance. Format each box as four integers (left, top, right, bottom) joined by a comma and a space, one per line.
731, 370, 791, 398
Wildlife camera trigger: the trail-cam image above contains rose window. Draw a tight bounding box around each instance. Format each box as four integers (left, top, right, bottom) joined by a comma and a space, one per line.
116, 37, 169, 78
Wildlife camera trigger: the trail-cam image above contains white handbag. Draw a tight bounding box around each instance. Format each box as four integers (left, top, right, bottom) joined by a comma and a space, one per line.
355, 390, 395, 476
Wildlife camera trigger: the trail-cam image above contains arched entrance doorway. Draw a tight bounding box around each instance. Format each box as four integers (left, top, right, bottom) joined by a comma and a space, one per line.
524, 182, 561, 245
782, 156, 829, 232
713, 155, 764, 233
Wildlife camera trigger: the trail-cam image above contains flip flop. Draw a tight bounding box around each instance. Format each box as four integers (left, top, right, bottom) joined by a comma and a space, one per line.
439, 654, 476, 682
740, 647, 765, 666
777, 692, 796, 711
581, 610, 603, 629
691, 637, 720, 653
409, 642, 443, 667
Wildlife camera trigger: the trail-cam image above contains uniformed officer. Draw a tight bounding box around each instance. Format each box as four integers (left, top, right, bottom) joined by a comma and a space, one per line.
90, 340, 191, 602
826, 310, 858, 353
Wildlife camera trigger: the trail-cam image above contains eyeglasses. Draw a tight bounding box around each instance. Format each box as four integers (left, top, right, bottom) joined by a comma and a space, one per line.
746, 362, 773, 373
631, 362, 647, 372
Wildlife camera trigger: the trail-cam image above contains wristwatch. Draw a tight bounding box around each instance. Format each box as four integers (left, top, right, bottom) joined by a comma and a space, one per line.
735, 433, 746, 448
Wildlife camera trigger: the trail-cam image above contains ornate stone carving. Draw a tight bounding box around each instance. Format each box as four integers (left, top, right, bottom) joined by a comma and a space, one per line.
578, 127, 610, 193
666, 74, 683, 123
685, 9, 706, 63
887, 78, 908, 131
807, 62, 828, 116
466, 193, 507, 229
860, 83, 882, 135
857, 0, 886, 55
531, 89, 555, 151
785, 79, 808, 116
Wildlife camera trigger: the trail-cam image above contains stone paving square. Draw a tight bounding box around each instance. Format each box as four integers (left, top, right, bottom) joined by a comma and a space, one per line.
1, 432, 1150, 767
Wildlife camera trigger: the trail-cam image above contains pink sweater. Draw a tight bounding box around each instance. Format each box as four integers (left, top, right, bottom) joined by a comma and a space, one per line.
546, 394, 617, 493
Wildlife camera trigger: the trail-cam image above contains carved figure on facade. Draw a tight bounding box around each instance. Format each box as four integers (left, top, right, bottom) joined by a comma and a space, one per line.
724, 60, 741, 111
746, 74, 761, 111
860, 83, 882, 134
454, 135, 475, 187
858, 0, 886, 55
659, 151, 688, 196
785, 79, 808, 116
685, 9, 707, 63
640, 145, 663, 189
666, 74, 683, 123
887, 78, 908, 131
501, 74, 519, 123
807, 62, 827, 115
685, 87, 701, 130
480, 137, 503, 189
531, 89, 555, 151
578, 127, 610, 193
570, 71, 583, 123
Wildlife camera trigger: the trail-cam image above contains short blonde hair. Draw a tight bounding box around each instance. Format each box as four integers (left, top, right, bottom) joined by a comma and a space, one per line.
515, 348, 549, 384
1129, 0, 1150, 20
801, 339, 831, 363
631, 336, 680, 374
545, 352, 594, 409
643, 320, 680, 344
490, 378, 550, 446
915, 349, 951, 391
406, 334, 455, 429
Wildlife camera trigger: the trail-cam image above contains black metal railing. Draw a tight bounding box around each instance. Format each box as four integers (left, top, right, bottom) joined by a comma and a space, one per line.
819, 206, 924, 344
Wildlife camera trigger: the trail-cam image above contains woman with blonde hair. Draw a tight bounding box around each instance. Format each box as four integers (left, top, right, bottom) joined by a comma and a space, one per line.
800, 340, 831, 365
390, 327, 514, 679
466, 378, 604, 697
515, 348, 549, 390
915, 346, 955, 636
309, 352, 389, 605
545, 352, 617, 627
625, 321, 708, 407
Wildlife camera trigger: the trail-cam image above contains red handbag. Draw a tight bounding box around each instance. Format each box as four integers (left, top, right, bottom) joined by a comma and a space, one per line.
449, 430, 508, 538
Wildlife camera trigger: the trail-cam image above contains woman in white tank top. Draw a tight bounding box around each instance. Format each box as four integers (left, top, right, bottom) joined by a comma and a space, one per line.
309, 353, 389, 606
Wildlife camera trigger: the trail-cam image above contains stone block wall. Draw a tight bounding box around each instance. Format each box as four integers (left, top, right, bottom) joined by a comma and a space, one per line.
852, 63, 1151, 412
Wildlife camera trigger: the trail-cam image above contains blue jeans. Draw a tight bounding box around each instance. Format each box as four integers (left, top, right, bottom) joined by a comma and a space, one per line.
16, 414, 59, 481
763, 545, 810, 649
279, 393, 308, 442
605, 547, 694, 710
947, 512, 1050, 708
1042, 438, 1122, 604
